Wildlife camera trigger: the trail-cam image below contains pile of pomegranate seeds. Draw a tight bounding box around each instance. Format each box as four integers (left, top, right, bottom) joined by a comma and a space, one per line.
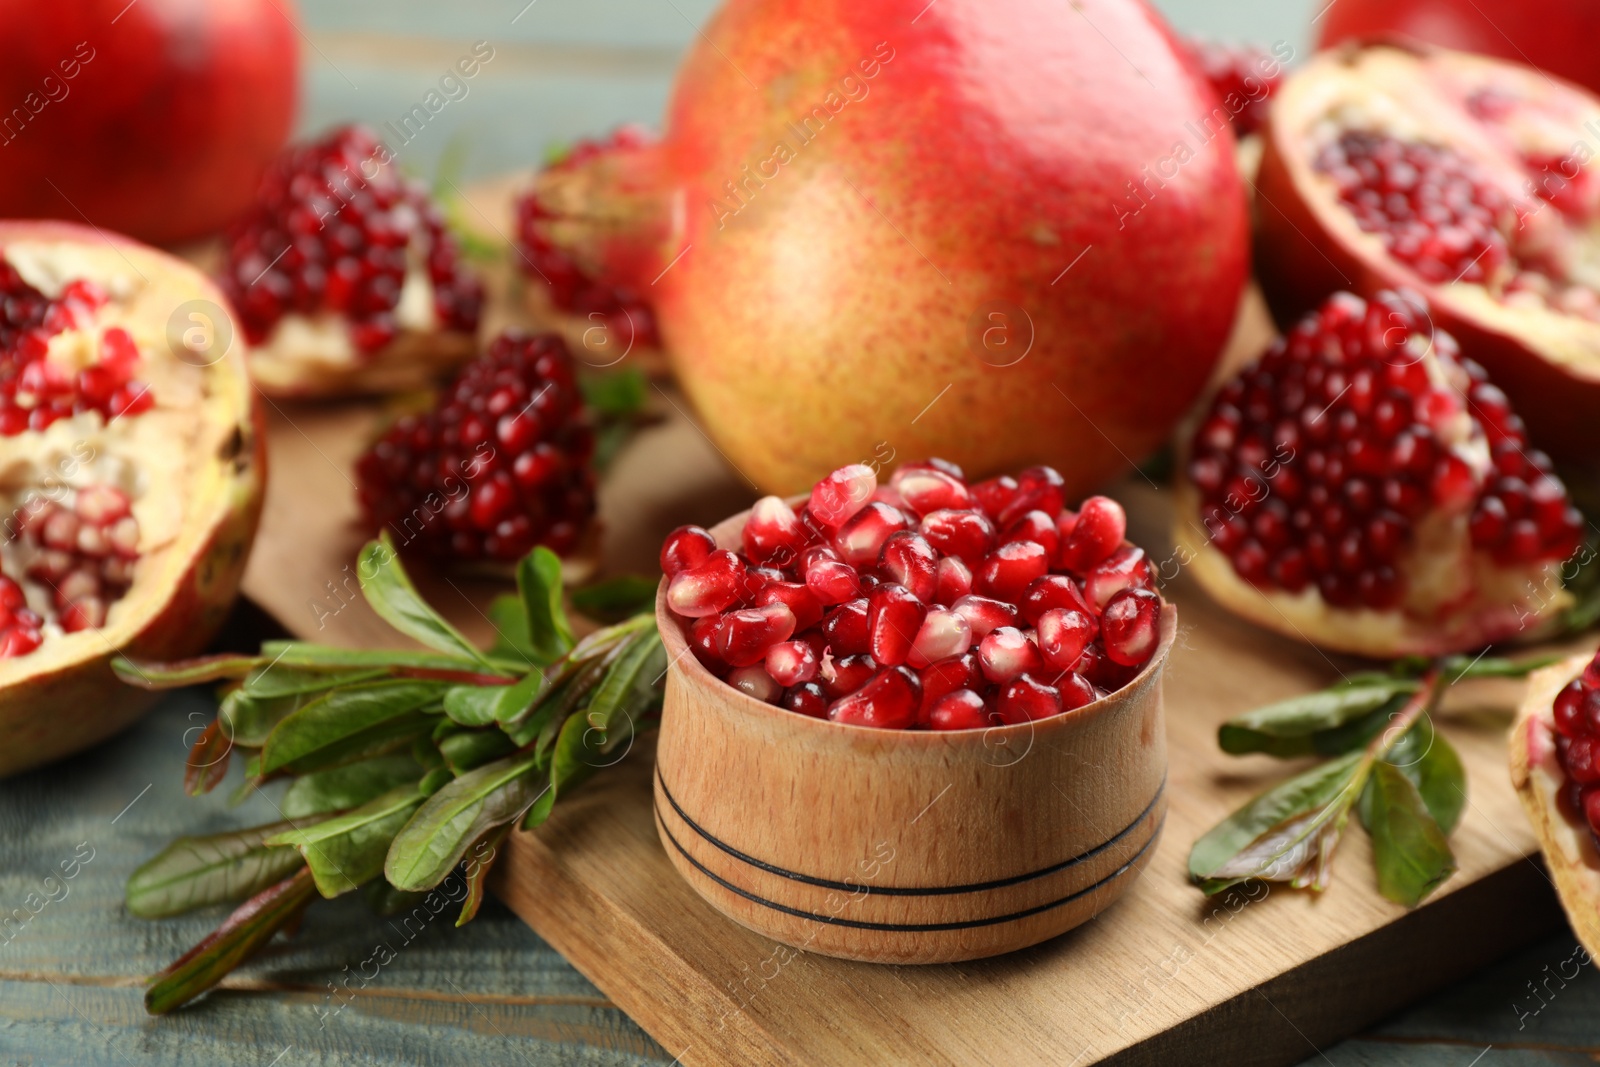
1189, 289, 1582, 611
0, 574, 43, 658
15, 485, 140, 634
220, 125, 485, 354
1184, 40, 1283, 137
1552, 651, 1600, 844
355, 331, 595, 563
0, 265, 151, 433
661, 460, 1164, 731
513, 127, 660, 349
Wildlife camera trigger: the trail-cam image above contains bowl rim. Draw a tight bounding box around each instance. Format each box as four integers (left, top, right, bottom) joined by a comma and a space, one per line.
654, 494, 1177, 741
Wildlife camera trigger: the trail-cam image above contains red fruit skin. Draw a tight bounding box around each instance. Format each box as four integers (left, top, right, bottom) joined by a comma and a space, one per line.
611, 0, 1248, 496
1318, 0, 1600, 98
0, 0, 300, 244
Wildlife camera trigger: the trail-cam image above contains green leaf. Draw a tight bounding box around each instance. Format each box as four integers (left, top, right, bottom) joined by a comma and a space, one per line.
113, 653, 263, 690
267, 784, 425, 898
184, 719, 233, 797
443, 672, 543, 727
582, 629, 665, 740
280, 755, 425, 820
234, 664, 388, 700
1360, 761, 1458, 907
439, 729, 518, 775
1381, 718, 1468, 836
144, 867, 319, 1015
1442, 653, 1564, 681
261, 680, 448, 775
220, 690, 312, 748
1219, 683, 1419, 757
570, 576, 659, 623
259, 641, 488, 673
1190, 752, 1363, 884
384, 753, 546, 892
126, 822, 305, 919
420, 766, 455, 795
357, 535, 496, 668
486, 593, 535, 664
579, 366, 647, 416
518, 547, 575, 666
457, 822, 512, 928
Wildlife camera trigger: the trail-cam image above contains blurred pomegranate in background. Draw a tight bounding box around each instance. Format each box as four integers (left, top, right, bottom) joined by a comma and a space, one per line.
1318, 0, 1600, 98
0, 0, 300, 245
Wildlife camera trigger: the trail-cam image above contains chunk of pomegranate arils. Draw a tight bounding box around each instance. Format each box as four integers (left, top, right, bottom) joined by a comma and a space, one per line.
834, 501, 910, 568
1183, 39, 1284, 137
1178, 288, 1583, 657
809, 464, 877, 529
819, 598, 871, 658
906, 609, 973, 670
355, 331, 597, 566
765, 640, 819, 688
978, 627, 1044, 685
727, 665, 782, 705
668, 551, 745, 618
819, 653, 878, 700
1037, 608, 1098, 673
754, 581, 824, 632
996, 675, 1063, 725
975, 540, 1050, 603
867, 584, 927, 668
716, 603, 796, 667
743, 496, 809, 566
951, 595, 1021, 640
661, 525, 717, 577
828, 666, 921, 730
928, 689, 993, 731
1059, 496, 1126, 574
781, 682, 829, 719
917, 652, 984, 721
220, 125, 482, 393
919, 508, 996, 565
1101, 588, 1162, 667
879, 532, 938, 604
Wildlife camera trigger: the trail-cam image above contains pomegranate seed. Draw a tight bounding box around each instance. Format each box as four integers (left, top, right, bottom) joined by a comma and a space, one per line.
978, 626, 1043, 684
1001, 467, 1067, 526
970, 476, 1019, 521
1554, 680, 1588, 738
918, 652, 983, 721
1076, 641, 1136, 692
1566, 738, 1600, 784
715, 603, 796, 666
1585, 789, 1600, 838
891, 466, 972, 515
1001, 509, 1060, 560
1083, 546, 1155, 610
800, 545, 860, 605
809, 464, 877, 528
1019, 574, 1090, 625
820, 598, 870, 657
1037, 607, 1097, 671
667, 550, 745, 617
951, 595, 1020, 639
867, 584, 927, 667
828, 667, 921, 729
1584, 655, 1600, 689
754, 581, 824, 632
1184, 39, 1283, 136
919, 508, 995, 564
781, 682, 829, 718
688, 615, 725, 671
766, 640, 819, 687
834, 502, 910, 567
974, 540, 1049, 602
995, 675, 1062, 724
0, 626, 43, 658
927, 689, 993, 731
879, 532, 939, 603
726, 665, 782, 704
820, 652, 878, 699
906, 609, 973, 669
1058, 671, 1098, 710
934, 556, 973, 605
743, 496, 809, 566
1059, 496, 1126, 573
1101, 587, 1161, 667
75, 485, 130, 525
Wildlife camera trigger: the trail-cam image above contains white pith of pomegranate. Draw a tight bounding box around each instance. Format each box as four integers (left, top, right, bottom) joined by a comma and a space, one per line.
0, 235, 255, 666
219, 125, 485, 397
1177, 288, 1580, 658
661, 460, 1165, 731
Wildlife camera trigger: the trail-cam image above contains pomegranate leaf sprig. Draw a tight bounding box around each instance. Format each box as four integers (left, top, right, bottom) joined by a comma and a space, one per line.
1190, 654, 1557, 907
112, 532, 665, 1015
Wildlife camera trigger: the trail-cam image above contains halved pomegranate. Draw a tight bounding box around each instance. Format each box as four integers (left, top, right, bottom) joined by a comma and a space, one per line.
1175, 289, 1580, 658
0, 222, 264, 776
1511, 648, 1600, 959
218, 125, 484, 397
1255, 43, 1600, 456
661, 459, 1166, 730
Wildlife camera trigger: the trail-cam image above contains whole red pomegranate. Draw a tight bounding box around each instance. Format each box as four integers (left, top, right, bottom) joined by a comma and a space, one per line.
0, 0, 300, 245
525, 0, 1250, 497
1319, 0, 1600, 98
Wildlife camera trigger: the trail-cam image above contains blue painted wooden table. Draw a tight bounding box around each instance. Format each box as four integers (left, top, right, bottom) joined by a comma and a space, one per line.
4, 0, 1600, 1063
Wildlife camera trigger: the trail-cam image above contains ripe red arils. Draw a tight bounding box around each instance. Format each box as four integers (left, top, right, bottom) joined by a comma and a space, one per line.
971, 476, 1018, 522
995, 675, 1062, 725
834, 502, 910, 567
1019, 575, 1090, 626
727, 664, 782, 704
766, 640, 818, 687
355, 332, 597, 564
0, 574, 42, 658
1101, 588, 1161, 667
1037, 608, 1097, 672
1083, 546, 1155, 610
906, 609, 972, 670
917, 652, 982, 720
800, 545, 860, 605
743, 496, 808, 566
934, 556, 973, 606
919, 508, 995, 564
978, 627, 1043, 685
928, 689, 992, 731
879, 532, 938, 603
1058, 672, 1098, 711
754, 581, 823, 632
1001, 510, 1060, 559
951, 595, 1020, 639
810, 464, 877, 528
1184, 38, 1283, 137
890, 466, 972, 514
819, 598, 871, 658
781, 681, 829, 718
1002, 467, 1067, 527
819, 653, 878, 699
668, 550, 745, 617
1059, 496, 1126, 574
661, 526, 717, 577
975, 541, 1049, 603
867, 584, 927, 667
716, 603, 796, 667
828, 666, 921, 729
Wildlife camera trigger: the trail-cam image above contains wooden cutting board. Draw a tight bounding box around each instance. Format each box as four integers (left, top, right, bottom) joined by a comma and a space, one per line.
234, 180, 1577, 1067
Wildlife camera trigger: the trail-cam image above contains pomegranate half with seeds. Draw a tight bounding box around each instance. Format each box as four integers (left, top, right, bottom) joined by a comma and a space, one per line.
0, 222, 264, 776
1255, 43, 1600, 457
660, 459, 1169, 730
219, 125, 485, 397
1176, 288, 1580, 658
1511, 648, 1600, 960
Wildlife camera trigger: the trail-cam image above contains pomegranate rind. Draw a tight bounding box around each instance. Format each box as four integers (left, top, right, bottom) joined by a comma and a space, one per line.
0, 222, 265, 777
1510, 654, 1600, 960
1256, 43, 1600, 456
1172, 481, 1568, 658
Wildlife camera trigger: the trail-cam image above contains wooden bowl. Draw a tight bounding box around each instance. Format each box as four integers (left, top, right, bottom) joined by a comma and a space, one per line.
652, 505, 1174, 964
